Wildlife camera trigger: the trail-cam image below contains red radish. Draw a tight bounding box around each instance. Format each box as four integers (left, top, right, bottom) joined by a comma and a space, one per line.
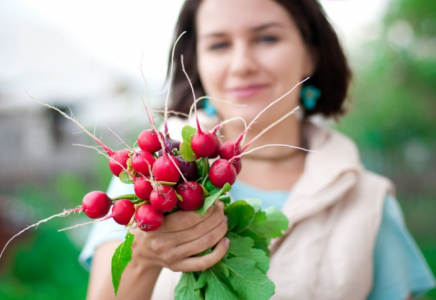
233, 160, 242, 174
150, 185, 178, 213
176, 181, 204, 211
219, 141, 242, 174
108, 150, 130, 177
219, 141, 242, 161
209, 159, 237, 188
152, 155, 180, 183
135, 204, 163, 231
81, 191, 112, 219
190, 131, 219, 158
131, 150, 156, 176
111, 200, 135, 225
134, 177, 153, 200
138, 129, 164, 153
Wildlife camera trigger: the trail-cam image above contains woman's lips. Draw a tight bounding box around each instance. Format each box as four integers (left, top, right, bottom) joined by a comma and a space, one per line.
227, 84, 267, 98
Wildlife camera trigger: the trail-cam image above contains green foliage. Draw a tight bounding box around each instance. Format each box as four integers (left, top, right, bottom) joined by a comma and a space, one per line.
111, 231, 135, 295
180, 125, 197, 162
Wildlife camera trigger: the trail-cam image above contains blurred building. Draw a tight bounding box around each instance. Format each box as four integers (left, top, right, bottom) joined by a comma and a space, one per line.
0, 1, 162, 192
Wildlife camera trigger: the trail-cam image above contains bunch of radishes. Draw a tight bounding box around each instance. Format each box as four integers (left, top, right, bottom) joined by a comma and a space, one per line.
78, 117, 246, 233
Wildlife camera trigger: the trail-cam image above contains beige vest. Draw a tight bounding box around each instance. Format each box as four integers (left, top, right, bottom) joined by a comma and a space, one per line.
152, 117, 394, 300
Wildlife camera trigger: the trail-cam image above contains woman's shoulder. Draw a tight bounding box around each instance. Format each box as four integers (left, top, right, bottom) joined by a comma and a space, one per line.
368, 194, 436, 299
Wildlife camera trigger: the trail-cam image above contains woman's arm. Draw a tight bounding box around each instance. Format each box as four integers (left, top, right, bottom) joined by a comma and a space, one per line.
86, 202, 229, 300
87, 241, 162, 300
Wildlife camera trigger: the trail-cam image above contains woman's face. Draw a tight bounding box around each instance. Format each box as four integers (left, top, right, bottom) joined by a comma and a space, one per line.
196, 0, 315, 126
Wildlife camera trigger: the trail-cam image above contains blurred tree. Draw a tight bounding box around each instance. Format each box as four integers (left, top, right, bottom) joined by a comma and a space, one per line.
335, 0, 436, 298
336, 0, 436, 187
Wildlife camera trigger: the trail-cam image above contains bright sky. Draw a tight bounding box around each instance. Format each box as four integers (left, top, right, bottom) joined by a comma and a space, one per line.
21, 0, 389, 84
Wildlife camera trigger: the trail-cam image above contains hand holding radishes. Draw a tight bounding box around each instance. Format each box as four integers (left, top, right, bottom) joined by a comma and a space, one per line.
129, 202, 228, 273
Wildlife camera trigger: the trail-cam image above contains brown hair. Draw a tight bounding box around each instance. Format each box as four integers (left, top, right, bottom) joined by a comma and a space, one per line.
167, 0, 351, 119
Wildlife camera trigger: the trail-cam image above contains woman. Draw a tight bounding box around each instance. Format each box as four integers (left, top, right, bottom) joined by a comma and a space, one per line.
80, 0, 435, 299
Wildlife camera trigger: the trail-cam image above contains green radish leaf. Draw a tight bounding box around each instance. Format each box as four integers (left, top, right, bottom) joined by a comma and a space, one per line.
219, 195, 231, 205
245, 198, 262, 212
248, 208, 289, 243
226, 233, 269, 274
225, 201, 255, 233
264, 207, 289, 240
180, 141, 196, 162
204, 179, 215, 192
200, 184, 210, 196
196, 183, 231, 216
223, 256, 275, 300
181, 125, 197, 143
174, 272, 202, 300
111, 231, 134, 295
175, 191, 183, 202
239, 229, 269, 255
119, 172, 133, 184
197, 265, 238, 300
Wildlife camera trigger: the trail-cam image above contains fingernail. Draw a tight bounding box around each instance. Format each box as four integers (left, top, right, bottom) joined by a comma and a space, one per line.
217, 201, 224, 208
224, 238, 230, 246
223, 216, 228, 223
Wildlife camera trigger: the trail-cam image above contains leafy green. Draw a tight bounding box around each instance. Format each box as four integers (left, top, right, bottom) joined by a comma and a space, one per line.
248, 208, 289, 243
180, 141, 196, 162
196, 157, 210, 182
119, 171, 133, 184
204, 179, 215, 192
181, 125, 197, 142
225, 201, 255, 233
180, 125, 197, 162
111, 231, 134, 295
224, 256, 275, 299
174, 272, 202, 299
196, 183, 231, 216
197, 266, 238, 300
226, 234, 269, 274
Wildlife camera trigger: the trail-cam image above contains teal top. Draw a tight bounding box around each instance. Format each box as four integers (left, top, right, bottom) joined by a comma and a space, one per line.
230, 180, 436, 299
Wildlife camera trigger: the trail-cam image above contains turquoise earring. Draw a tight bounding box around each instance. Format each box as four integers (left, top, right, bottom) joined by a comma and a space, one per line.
203, 98, 218, 116
300, 85, 321, 111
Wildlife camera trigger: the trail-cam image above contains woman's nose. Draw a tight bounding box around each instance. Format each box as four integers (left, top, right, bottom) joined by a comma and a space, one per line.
228, 43, 259, 77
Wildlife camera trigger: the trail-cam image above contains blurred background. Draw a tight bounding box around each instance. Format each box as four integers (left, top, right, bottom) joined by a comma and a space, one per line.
0, 0, 434, 299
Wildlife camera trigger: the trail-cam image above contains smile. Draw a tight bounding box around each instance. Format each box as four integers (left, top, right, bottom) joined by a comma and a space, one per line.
227, 84, 268, 98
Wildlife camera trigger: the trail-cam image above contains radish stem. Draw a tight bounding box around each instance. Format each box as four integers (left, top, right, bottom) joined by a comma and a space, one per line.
164, 32, 186, 136
241, 106, 300, 152
235, 77, 309, 147
0, 208, 82, 260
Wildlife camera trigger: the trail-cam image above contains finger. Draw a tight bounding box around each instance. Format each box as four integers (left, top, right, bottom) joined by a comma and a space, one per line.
175, 215, 228, 258
171, 205, 225, 244
172, 237, 230, 272
161, 202, 221, 233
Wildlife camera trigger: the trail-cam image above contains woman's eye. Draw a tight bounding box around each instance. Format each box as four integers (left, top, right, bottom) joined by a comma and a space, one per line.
257, 35, 279, 43
209, 42, 229, 51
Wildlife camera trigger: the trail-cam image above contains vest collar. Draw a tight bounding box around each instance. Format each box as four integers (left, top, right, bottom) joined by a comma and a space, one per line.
281, 121, 363, 230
